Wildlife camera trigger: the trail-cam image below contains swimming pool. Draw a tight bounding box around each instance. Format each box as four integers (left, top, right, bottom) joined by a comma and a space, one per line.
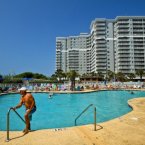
0, 90, 145, 131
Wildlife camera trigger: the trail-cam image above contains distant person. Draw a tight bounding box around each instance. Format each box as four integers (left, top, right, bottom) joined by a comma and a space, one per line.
48, 92, 53, 98
81, 86, 84, 91
13, 87, 36, 134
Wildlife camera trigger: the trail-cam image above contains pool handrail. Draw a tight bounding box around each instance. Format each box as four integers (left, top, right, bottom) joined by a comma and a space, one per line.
75, 104, 97, 131
6, 107, 26, 142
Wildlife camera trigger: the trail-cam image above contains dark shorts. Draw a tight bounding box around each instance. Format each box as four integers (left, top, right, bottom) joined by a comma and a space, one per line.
26, 106, 36, 121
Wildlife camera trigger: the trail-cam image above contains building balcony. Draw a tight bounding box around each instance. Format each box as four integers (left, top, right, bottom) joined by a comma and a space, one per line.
96, 50, 106, 53
116, 25, 129, 28
118, 55, 130, 58
134, 45, 144, 47
117, 29, 129, 32
133, 25, 143, 27
68, 58, 79, 60
117, 47, 130, 50
118, 65, 131, 69
133, 39, 144, 42
96, 40, 106, 44
96, 31, 106, 34
134, 62, 144, 65
134, 58, 145, 61
117, 43, 130, 46
118, 58, 131, 61
96, 55, 107, 59
95, 27, 106, 30
134, 51, 144, 54
133, 32, 144, 35
117, 39, 130, 42
118, 70, 131, 74
117, 34, 130, 37
135, 66, 144, 69
96, 23, 106, 26
96, 44, 107, 47
68, 60, 79, 63
133, 29, 144, 32
134, 54, 144, 57
96, 52, 107, 55
96, 59, 106, 62
96, 45, 106, 48
118, 51, 130, 54
96, 48, 106, 52
118, 62, 130, 65
96, 66, 106, 70
68, 54, 79, 56
95, 32, 106, 37
134, 47, 145, 49
133, 42, 144, 45
68, 65, 79, 67
133, 21, 143, 24
96, 63, 106, 67
56, 50, 61, 52
117, 31, 130, 34
117, 21, 129, 24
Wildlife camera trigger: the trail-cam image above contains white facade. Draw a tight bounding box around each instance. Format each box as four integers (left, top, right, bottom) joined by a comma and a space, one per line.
56, 33, 91, 75
56, 16, 145, 75
90, 18, 114, 75
114, 16, 145, 74
56, 37, 67, 72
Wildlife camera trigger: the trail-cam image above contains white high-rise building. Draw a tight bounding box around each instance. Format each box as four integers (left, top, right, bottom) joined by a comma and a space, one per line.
56, 33, 91, 75
56, 16, 145, 75
90, 18, 114, 75
114, 16, 145, 74
56, 37, 67, 72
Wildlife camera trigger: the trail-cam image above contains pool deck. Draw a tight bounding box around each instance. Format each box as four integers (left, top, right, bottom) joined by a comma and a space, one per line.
1, 96, 145, 145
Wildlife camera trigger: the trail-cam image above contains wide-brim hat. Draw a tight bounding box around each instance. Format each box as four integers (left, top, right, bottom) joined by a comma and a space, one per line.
18, 87, 27, 91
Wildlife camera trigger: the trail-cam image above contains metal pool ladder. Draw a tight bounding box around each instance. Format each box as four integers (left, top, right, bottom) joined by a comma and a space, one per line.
5, 107, 26, 142
75, 104, 97, 131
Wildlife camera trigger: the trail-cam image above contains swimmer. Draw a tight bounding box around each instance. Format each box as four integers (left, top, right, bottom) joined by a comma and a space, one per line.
48, 92, 53, 98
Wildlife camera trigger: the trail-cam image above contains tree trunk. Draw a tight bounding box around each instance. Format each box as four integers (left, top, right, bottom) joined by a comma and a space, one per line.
70, 79, 75, 91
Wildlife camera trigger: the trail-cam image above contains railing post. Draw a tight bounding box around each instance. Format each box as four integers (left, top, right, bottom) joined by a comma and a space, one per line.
5, 107, 26, 142
94, 107, 96, 131
5, 109, 10, 142
75, 104, 97, 131
75, 104, 93, 126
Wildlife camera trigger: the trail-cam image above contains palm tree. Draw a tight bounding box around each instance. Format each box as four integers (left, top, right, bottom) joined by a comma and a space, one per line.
67, 70, 79, 91
127, 73, 136, 81
97, 72, 104, 81
116, 72, 126, 82
50, 74, 58, 82
107, 70, 114, 81
0, 74, 3, 83
61, 72, 67, 81
136, 69, 144, 81
55, 69, 64, 82
90, 71, 96, 77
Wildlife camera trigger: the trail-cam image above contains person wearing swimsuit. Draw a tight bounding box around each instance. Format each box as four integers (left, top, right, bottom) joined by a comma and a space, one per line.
13, 87, 36, 135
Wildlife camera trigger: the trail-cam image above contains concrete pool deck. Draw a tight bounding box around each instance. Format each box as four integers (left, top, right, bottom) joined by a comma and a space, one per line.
0, 97, 145, 145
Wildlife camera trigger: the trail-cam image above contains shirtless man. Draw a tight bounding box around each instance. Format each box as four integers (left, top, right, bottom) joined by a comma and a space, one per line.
13, 87, 36, 134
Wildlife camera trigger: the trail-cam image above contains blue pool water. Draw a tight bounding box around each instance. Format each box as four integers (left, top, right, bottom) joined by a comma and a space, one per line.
0, 90, 145, 131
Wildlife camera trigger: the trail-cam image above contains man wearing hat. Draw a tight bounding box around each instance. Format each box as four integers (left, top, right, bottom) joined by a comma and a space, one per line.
13, 87, 36, 134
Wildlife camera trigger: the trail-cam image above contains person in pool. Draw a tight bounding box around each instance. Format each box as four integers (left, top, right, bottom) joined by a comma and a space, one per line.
13, 87, 36, 134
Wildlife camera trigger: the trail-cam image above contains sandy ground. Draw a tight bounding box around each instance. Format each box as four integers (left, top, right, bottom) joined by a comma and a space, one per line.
0, 97, 145, 145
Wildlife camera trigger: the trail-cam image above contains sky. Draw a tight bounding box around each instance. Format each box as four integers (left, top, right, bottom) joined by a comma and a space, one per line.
0, 0, 145, 77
